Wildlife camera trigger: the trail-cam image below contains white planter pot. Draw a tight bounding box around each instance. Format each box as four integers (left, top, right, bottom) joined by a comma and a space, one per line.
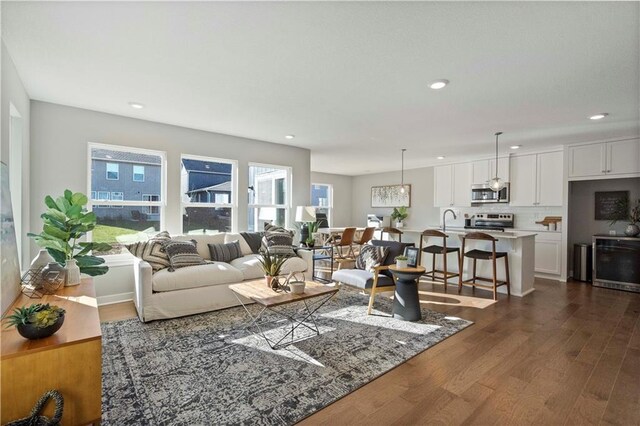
395, 221, 404, 229
65, 259, 81, 286
396, 260, 408, 269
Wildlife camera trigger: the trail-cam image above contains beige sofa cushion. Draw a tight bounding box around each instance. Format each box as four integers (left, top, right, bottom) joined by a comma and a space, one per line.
173, 234, 225, 260
152, 262, 243, 292
223, 233, 253, 256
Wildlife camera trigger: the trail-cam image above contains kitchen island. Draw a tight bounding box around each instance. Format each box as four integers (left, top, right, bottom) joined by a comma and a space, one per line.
399, 227, 537, 297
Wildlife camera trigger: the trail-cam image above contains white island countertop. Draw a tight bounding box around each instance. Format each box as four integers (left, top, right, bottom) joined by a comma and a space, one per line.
401, 227, 537, 239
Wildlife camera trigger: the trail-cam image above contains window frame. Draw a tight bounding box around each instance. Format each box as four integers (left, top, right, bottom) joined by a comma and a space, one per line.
105, 162, 119, 180
248, 162, 293, 230
87, 142, 167, 253
311, 182, 333, 226
180, 154, 238, 234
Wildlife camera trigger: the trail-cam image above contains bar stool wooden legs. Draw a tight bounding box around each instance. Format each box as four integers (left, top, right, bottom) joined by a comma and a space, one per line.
458, 232, 511, 300
419, 230, 460, 292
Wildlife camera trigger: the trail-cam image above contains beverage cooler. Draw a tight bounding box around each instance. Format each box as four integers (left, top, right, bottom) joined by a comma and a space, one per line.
592, 235, 640, 293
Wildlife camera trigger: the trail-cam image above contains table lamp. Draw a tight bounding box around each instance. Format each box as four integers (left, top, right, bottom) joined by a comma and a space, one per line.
295, 206, 317, 245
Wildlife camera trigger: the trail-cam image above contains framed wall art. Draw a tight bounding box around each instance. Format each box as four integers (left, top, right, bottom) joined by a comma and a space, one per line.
371, 184, 411, 208
595, 190, 628, 221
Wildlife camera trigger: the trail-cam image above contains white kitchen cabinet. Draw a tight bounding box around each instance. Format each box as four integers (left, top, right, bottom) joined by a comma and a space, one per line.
509, 151, 563, 207
534, 232, 562, 276
471, 157, 510, 185
568, 139, 640, 179
434, 163, 471, 207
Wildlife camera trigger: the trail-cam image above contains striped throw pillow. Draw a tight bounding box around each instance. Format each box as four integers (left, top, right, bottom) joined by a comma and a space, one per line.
208, 241, 242, 263
162, 239, 207, 271
125, 231, 171, 272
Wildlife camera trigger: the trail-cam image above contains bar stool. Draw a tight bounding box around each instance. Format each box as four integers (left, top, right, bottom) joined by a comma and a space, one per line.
419, 230, 460, 292
380, 227, 403, 242
458, 232, 510, 300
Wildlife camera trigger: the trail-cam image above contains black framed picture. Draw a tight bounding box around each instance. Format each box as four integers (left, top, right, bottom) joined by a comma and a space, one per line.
595, 191, 628, 221
404, 247, 419, 268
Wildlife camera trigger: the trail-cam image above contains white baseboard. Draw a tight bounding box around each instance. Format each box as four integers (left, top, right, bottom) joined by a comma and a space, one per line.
97, 292, 134, 306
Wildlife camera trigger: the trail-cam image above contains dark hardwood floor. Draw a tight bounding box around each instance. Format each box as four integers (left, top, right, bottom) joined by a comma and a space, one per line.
99, 279, 640, 425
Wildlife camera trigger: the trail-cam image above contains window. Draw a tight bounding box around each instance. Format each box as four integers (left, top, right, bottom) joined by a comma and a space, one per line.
111, 192, 124, 208
133, 165, 145, 182
106, 163, 119, 180
89, 143, 165, 253
311, 183, 333, 226
181, 155, 237, 235
248, 163, 291, 232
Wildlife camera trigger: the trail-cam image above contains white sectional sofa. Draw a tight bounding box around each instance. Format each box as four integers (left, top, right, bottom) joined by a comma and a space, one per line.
132, 233, 313, 322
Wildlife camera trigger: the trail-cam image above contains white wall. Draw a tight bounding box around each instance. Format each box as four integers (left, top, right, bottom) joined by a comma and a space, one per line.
350, 167, 440, 229
310, 171, 352, 227
30, 101, 311, 303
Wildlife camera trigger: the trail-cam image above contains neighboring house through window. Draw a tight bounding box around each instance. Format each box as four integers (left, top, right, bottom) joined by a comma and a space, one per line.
248, 163, 291, 232
311, 183, 333, 226
88, 143, 166, 252
180, 155, 237, 234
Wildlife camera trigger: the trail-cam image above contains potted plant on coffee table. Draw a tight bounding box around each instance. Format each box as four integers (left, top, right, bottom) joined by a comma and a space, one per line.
28, 190, 112, 285
257, 252, 288, 289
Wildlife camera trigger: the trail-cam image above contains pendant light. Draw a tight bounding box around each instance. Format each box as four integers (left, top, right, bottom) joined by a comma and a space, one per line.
489, 132, 505, 192
400, 148, 407, 193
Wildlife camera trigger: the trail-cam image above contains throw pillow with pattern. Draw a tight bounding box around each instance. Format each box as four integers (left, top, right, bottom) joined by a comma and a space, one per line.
263, 223, 294, 237
355, 244, 389, 272
125, 231, 171, 272
208, 241, 242, 263
261, 232, 296, 257
162, 239, 207, 271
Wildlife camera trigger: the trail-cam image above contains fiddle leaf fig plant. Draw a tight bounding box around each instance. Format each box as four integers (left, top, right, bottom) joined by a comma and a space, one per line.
391, 206, 409, 222
28, 189, 112, 276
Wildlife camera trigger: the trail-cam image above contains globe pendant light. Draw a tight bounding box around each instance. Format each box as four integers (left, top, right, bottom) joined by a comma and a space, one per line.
489, 132, 505, 192
400, 148, 407, 193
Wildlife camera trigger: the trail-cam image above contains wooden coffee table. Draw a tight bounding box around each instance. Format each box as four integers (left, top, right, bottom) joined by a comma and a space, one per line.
229, 279, 338, 349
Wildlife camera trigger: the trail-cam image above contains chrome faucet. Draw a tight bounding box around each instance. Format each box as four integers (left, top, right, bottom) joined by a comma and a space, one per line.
442, 209, 457, 232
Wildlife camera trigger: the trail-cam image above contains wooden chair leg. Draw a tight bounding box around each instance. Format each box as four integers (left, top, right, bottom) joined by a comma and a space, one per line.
367, 289, 376, 315
431, 253, 436, 281
443, 251, 448, 292
504, 255, 511, 296
492, 256, 498, 301
458, 256, 464, 294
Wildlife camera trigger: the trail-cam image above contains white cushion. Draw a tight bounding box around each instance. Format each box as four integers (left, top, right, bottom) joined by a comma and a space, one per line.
173, 234, 225, 260
152, 262, 243, 292
282, 256, 308, 274
229, 254, 264, 280
224, 233, 253, 256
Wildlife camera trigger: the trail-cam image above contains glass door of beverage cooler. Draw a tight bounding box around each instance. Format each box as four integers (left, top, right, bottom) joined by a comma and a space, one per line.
593, 236, 640, 292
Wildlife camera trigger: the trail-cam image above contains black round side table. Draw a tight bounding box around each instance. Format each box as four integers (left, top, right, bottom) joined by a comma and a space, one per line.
388, 265, 426, 321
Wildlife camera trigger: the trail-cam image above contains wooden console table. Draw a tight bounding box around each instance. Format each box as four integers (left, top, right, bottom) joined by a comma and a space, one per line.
1, 279, 102, 424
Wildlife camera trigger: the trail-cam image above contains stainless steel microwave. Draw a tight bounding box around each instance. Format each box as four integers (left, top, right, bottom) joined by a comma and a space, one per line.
471, 183, 510, 205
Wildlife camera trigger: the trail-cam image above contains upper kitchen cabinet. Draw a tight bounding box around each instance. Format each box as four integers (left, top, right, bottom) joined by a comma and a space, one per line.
434, 163, 471, 207
510, 151, 563, 206
471, 157, 510, 185
568, 139, 640, 180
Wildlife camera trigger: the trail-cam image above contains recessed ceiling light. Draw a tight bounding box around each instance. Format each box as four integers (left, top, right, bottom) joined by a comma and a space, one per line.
129, 102, 144, 109
589, 113, 608, 120
285, 135, 295, 139
510, 145, 522, 150
429, 79, 450, 90
437, 156, 445, 160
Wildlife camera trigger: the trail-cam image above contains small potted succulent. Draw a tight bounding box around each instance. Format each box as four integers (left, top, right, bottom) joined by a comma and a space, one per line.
257, 252, 288, 289
395, 255, 408, 269
5, 303, 66, 340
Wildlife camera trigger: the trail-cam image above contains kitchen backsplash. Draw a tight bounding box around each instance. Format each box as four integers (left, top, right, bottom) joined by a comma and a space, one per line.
439, 205, 563, 231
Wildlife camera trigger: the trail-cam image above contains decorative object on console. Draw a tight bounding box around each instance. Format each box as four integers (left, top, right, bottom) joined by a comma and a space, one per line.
28, 190, 112, 281
295, 206, 317, 245
40, 262, 66, 292
371, 184, 411, 208
5, 390, 65, 426
390, 206, 409, 228
29, 249, 55, 271
5, 303, 66, 340
489, 131, 506, 192
395, 255, 408, 269
64, 258, 81, 286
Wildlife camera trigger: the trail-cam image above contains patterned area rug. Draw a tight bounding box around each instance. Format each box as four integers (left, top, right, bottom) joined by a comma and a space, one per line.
101, 288, 472, 425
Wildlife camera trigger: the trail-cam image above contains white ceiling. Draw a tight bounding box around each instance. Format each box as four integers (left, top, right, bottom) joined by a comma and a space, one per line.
3, 1, 639, 175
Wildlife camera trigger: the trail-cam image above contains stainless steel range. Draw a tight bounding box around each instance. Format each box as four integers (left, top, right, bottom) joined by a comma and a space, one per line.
465, 213, 514, 232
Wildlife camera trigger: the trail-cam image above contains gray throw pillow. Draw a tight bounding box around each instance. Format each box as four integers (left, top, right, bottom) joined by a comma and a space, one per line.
162, 239, 207, 271
208, 241, 242, 263
355, 245, 389, 272
125, 231, 171, 272
240, 231, 265, 254
261, 232, 296, 257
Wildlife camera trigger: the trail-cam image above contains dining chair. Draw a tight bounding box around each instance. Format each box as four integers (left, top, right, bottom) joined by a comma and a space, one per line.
330, 227, 357, 259
352, 227, 376, 256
